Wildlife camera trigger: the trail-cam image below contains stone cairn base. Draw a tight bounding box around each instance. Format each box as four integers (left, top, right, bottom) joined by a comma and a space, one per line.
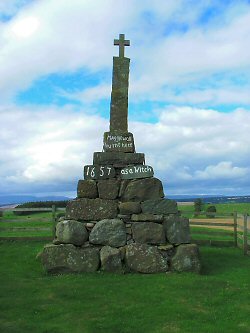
38, 151, 201, 274
38, 34, 201, 275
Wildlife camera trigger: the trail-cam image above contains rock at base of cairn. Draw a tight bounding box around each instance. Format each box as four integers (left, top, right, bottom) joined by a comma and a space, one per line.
39, 244, 100, 274
171, 244, 201, 273
56, 220, 88, 246
125, 243, 168, 273
100, 246, 123, 273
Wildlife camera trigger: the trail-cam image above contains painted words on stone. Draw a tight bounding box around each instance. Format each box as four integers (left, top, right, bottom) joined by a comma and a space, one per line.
120, 165, 154, 179
103, 132, 135, 152
84, 165, 115, 180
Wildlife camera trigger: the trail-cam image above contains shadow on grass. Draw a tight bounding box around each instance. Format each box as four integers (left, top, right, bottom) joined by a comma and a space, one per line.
200, 246, 248, 276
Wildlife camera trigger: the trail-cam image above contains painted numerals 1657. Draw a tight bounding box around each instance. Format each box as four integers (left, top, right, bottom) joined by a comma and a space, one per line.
84, 165, 115, 180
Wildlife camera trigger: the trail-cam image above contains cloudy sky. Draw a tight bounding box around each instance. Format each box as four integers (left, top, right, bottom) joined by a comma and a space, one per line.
1, 0, 250, 198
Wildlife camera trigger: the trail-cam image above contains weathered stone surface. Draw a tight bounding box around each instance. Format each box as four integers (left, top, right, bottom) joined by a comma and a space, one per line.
119, 201, 141, 215
119, 180, 130, 197
77, 180, 98, 199
89, 219, 126, 247
97, 179, 120, 199
56, 220, 88, 246
163, 216, 190, 244
141, 199, 178, 215
132, 222, 166, 245
120, 165, 154, 180
40, 244, 100, 274
125, 243, 168, 273
131, 213, 163, 223
171, 244, 201, 274
65, 198, 117, 221
93, 152, 145, 166
84, 165, 115, 180
110, 56, 130, 132
100, 246, 123, 273
103, 132, 135, 153
122, 178, 164, 202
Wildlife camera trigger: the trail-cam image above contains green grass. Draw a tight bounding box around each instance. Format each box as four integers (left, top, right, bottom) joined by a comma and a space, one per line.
0, 212, 56, 238
0, 241, 249, 333
179, 202, 250, 218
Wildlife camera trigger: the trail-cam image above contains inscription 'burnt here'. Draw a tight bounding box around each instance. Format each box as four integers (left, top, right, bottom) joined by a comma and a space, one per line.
103, 132, 135, 152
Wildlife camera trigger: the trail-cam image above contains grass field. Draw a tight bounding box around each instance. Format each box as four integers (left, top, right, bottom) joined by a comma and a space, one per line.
179, 202, 250, 218
0, 241, 249, 333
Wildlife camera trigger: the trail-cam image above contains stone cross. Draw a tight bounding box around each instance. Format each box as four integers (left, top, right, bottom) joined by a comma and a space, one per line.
114, 34, 130, 58
110, 34, 130, 133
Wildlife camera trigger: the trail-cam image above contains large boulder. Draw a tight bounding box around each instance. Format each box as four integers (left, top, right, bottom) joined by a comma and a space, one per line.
39, 244, 100, 274
141, 199, 178, 215
65, 198, 117, 221
56, 220, 88, 246
125, 243, 168, 273
132, 222, 166, 245
121, 178, 164, 202
163, 216, 190, 244
89, 219, 126, 247
97, 179, 120, 199
100, 246, 123, 273
77, 180, 98, 199
119, 201, 141, 215
171, 244, 201, 274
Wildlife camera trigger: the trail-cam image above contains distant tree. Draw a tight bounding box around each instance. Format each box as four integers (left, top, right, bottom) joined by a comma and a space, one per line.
206, 205, 217, 218
194, 198, 204, 215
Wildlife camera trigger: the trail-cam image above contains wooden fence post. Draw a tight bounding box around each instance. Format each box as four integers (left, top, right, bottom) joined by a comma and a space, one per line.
52, 205, 57, 239
243, 213, 248, 255
233, 211, 237, 247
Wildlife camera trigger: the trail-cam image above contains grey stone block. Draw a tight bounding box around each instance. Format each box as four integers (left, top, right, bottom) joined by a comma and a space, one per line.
121, 178, 164, 202
131, 213, 163, 223
132, 222, 166, 245
119, 201, 141, 215
93, 152, 145, 166
141, 199, 178, 215
171, 244, 201, 274
77, 180, 98, 199
65, 198, 117, 221
163, 216, 190, 244
40, 244, 100, 274
56, 220, 88, 246
125, 243, 168, 273
89, 219, 126, 247
100, 246, 123, 273
97, 179, 120, 199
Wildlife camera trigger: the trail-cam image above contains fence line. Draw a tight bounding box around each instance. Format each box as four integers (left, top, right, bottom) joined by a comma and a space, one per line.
1, 207, 249, 255
0, 205, 64, 242
185, 210, 249, 255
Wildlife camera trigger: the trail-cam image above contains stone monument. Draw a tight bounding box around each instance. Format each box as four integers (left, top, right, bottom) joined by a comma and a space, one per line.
38, 34, 201, 274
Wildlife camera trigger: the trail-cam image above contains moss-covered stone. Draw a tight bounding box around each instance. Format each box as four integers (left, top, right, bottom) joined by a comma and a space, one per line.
132, 222, 166, 245
65, 198, 117, 221
77, 180, 98, 199
171, 244, 201, 274
89, 219, 126, 247
97, 179, 120, 199
121, 178, 164, 202
56, 220, 88, 246
40, 244, 100, 274
125, 243, 168, 273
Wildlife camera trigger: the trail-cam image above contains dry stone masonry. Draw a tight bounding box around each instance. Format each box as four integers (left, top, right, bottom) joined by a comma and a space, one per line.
38, 34, 201, 274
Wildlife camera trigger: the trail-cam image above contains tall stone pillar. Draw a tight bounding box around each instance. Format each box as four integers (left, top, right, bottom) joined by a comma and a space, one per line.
110, 56, 130, 133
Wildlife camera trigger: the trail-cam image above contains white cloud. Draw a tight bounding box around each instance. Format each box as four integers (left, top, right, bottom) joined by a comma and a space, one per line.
0, 105, 249, 195
0, 0, 249, 107
194, 162, 249, 180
